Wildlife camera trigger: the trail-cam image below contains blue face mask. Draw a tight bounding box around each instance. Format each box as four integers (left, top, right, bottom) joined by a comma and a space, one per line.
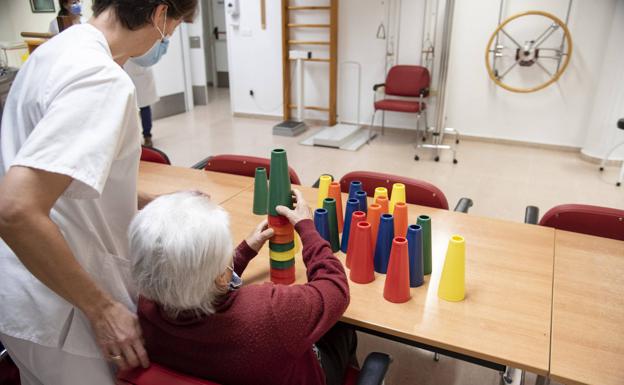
130, 14, 170, 67
227, 266, 243, 291
70, 2, 82, 15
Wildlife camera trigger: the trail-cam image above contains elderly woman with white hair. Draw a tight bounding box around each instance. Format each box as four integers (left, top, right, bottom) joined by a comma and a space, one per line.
129, 189, 356, 385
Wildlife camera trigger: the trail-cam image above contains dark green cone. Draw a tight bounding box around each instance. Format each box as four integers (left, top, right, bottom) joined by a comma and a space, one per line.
417, 215, 432, 275
323, 197, 340, 252
268, 149, 293, 216
269, 241, 295, 252
270, 258, 296, 269
253, 167, 268, 215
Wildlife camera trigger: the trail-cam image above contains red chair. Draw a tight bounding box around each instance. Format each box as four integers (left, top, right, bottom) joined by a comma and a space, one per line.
524, 204, 624, 241
141, 146, 171, 165
371, 65, 430, 138
339, 171, 473, 212
192, 154, 302, 185
118, 353, 390, 385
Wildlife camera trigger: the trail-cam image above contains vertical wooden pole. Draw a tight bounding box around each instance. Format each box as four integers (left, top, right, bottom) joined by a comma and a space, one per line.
260, 0, 266, 30
329, 0, 338, 126
281, 0, 291, 121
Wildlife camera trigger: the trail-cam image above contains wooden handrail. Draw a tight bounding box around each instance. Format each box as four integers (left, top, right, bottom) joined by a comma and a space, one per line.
288, 58, 331, 62
288, 40, 330, 45
288, 104, 330, 112
20, 32, 53, 39
288, 24, 330, 28
288, 6, 330, 10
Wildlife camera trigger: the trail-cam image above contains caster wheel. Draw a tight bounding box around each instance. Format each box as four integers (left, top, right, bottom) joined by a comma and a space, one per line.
434, 156, 440, 162
599, 167, 604, 171
455, 139, 459, 144
422, 137, 427, 142
617, 182, 621, 187
414, 155, 420, 161
453, 159, 458, 164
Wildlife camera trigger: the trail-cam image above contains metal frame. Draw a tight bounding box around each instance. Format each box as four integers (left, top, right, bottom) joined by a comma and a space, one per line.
415, 0, 460, 163
342, 321, 507, 372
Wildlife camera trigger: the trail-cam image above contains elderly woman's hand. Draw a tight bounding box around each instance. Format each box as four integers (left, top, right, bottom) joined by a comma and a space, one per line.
245, 219, 274, 252
276, 189, 312, 226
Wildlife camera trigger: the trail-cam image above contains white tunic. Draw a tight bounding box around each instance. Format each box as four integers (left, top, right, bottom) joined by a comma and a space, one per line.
48, 16, 88, 35
0, 23, 141, 358
123, 60, 159, 108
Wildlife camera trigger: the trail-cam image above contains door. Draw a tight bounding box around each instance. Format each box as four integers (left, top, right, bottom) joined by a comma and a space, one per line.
211, 0, 229, 87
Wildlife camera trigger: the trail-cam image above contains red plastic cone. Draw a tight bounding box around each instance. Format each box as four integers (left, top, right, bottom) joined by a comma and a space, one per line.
349, 222, 375, 284
328, 182, 344, 233
383, 237, 411, 303
375, 196, 389, 214
345, 211, 366, 269
367, 203, 383, 251
393, 202, 408, 238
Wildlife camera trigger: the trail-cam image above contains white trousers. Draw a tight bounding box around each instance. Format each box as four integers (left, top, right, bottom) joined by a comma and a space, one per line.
0, 333, 115, 385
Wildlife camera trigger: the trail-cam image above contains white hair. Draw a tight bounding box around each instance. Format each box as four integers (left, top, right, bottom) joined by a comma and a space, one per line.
128, 191, 233, 317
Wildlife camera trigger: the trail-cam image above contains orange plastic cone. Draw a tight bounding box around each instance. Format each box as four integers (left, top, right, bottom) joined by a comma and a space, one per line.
375, 196, 389, 214
393, 202, 408, 238
367, 203, 383, 251
327, 182, 344, 233
349, 221, 375, 284
345, 211, 366, 269
383, 237, 411, 303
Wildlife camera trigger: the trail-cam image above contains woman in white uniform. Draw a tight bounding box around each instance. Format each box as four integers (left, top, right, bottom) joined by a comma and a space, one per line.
0, 1, 197, 384
48, 0, 87, 35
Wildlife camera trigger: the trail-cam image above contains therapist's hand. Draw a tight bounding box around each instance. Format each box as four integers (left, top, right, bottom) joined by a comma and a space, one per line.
88, 300, 150, 370
245, 219, 274, 252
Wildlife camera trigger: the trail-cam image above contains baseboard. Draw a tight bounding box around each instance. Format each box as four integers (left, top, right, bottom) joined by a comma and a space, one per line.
192, 86, 208, 106
457, 133, 580, 152
152, 93, 186, 120
232, 112, 281, 121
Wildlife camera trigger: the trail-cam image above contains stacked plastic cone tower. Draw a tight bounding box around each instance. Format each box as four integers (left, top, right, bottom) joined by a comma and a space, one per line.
267, 149, 296, 284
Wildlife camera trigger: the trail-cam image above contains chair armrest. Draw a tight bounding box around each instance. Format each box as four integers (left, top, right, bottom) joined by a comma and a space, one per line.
373, 83, 385, 92
191, 156, 212, 170
453, 197, 473, 213
356, 352, 392, 385
524, 206, 539, 224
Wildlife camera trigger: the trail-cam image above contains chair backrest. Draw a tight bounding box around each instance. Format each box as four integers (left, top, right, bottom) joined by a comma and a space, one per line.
339, 171, 449, 210
203, 154, 302, 185
117, 364, 220, 385
141, 146, 171, 165
385, 65, 430, 97
539, 204, 624, 241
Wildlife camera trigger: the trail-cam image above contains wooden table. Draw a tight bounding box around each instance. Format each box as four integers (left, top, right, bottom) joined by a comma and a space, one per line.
550, 231, 624, 385
221, 185, 555, 375
138, 162, 253, 204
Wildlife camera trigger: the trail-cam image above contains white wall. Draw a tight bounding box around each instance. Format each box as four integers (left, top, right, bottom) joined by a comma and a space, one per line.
226, 0, 426, 126
445, 0, 616, 148
581, 0, 624, 161
226, 0, 621, 150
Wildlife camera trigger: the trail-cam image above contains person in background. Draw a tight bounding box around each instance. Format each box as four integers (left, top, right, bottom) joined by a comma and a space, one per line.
124, 61, 159, 148
49, 0, 86, 35
130, 190, 357, 385
0, 0, 197, 384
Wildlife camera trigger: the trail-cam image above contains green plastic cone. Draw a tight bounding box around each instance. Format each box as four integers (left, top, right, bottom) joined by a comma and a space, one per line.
417, 215, 432, 275
268, 149, 293, 216
323, 197, 340, 252
253, 167, 268, 215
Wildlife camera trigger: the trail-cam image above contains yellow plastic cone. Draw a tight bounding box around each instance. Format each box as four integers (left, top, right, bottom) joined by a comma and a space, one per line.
317, 175, 332, 208
373, 187, 388, 201
438, 235, 466, 302
389, 183, 406, 214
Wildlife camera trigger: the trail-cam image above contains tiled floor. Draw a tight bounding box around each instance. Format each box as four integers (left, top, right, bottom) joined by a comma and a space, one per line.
150, 88, 620, 385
